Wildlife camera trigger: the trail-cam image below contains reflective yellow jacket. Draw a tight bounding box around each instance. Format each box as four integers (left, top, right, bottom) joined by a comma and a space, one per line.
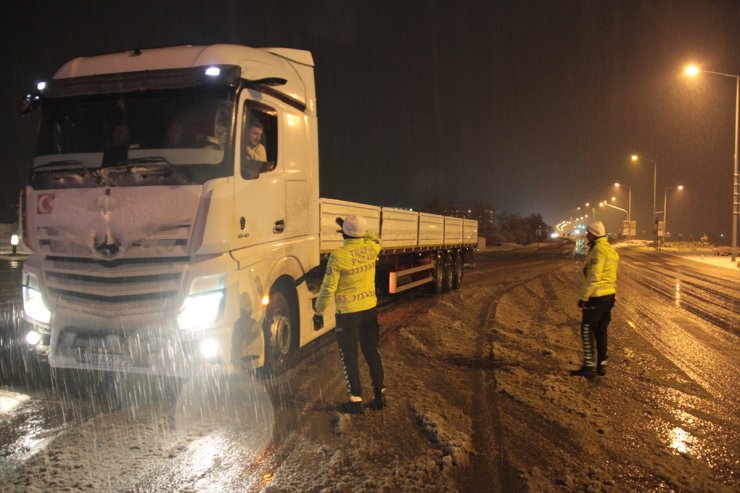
580, 236, 619, 301
315, 232, 381, 315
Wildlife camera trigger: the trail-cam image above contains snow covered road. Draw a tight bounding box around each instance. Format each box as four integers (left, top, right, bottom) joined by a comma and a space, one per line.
0, 243, 738, 492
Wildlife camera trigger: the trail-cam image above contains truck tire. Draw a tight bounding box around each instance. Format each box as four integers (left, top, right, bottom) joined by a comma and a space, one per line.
426, 253, 445, 294
442, 252, 454, 292
260, 289, 296, 376
451, 251, 464, 289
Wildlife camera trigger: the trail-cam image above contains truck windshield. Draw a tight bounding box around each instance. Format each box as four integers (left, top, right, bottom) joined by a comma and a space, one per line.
31, 85, 236, 188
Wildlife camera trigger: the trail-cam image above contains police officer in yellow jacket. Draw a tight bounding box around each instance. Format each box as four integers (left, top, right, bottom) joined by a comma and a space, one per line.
313, 214, 385, 413
571, 220, 619, 377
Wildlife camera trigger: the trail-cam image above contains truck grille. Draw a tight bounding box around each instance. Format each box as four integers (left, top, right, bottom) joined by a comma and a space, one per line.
36, 225, 192, 257
43, 256, 188, 317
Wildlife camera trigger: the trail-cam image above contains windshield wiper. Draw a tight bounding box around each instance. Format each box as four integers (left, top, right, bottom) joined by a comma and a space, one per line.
102, 156, 178, 176
33, 159, 96, 174
31, 159, 101, 183
124, 156, 177, 174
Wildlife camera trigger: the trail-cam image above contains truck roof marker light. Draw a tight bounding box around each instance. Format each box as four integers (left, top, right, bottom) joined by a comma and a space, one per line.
205, 67, 221, 77
36, 81, 47, 91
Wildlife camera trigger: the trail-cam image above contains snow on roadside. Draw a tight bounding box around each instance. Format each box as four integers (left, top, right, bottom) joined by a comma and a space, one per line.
615, 241, 740, 271
679, 254, 739, 271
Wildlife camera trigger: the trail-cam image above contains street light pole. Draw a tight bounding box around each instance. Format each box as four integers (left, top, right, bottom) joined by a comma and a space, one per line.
630, 155, 658, 244
601, 201, 628, 214
583, 202, 596, 221
684, 66, 739, 262
614, 183, 632, 242
662, 185, 684, 244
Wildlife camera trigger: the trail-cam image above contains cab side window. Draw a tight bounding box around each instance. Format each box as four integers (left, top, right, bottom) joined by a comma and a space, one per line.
241, 102, 277, 179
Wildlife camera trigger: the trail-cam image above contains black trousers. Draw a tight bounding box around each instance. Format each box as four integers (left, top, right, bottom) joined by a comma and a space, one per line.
580, 294, 615, 367
335, 307, 384, 399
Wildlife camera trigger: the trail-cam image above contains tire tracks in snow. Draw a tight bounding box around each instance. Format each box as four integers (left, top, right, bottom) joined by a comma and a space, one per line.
460, 258, 567, 492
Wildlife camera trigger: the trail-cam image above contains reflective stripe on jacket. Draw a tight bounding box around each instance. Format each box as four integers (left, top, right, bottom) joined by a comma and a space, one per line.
315, 232, 381, 315
580, 236, 619, 301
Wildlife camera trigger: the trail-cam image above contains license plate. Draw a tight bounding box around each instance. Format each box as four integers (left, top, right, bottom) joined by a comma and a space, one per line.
81, 351, 132, 369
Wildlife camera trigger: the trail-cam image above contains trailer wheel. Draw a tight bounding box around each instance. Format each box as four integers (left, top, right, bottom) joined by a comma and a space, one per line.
442, 252, 454, 292
260, 289, 295, 376
451, 251, 464, 289
426, 253, 445, 294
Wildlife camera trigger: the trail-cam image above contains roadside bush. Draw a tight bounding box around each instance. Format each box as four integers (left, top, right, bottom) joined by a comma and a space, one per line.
487, 233, 506, 246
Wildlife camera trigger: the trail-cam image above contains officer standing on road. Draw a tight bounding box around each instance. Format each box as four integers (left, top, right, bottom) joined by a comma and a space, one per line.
571, 220, 619, 377
313, 214, 386, 414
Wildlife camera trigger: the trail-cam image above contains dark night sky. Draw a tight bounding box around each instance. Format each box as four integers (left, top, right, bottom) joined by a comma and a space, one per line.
1, 0, 739, 240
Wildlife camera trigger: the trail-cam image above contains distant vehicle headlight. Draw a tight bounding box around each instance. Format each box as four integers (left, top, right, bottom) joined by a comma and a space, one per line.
177, 290, 224, 331
22, 274, 51, 324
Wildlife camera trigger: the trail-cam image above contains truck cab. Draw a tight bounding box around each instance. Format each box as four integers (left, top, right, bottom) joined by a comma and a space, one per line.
21, 45, 321, 376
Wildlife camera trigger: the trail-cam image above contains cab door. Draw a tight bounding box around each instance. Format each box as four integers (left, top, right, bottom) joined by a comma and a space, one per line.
233, 95, 285, 249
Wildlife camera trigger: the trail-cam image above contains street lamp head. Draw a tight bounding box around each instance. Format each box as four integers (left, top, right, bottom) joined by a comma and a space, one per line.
678, 185, 684, 191
630, 154, 638, 162
684, 64, 700, 77
614, 182, 621, 187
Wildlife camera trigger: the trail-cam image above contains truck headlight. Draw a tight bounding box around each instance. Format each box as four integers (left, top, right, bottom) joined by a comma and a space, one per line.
22, 274, 51, 324
199, 338, 220, 359
25, 330, 42, 346
177, 290, 224, 331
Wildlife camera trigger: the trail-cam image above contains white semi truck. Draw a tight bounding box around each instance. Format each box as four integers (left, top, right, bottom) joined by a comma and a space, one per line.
19, 44, 477, 377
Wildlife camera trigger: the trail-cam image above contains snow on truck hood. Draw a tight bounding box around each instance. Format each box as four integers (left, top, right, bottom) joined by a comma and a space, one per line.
28, 186, 202, 259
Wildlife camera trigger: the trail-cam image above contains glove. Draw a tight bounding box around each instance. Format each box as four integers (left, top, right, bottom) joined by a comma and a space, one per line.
335, 217, 344, 228
578, 300, 587, 309
313, 314, 324, 331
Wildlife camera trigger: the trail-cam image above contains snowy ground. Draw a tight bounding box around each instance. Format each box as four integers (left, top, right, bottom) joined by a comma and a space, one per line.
614, 239, 739, 272
261, 246, 738, 492
1, 243, 737, 492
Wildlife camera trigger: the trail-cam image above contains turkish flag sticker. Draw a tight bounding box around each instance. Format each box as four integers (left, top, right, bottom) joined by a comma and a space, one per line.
37, 193, 55, 214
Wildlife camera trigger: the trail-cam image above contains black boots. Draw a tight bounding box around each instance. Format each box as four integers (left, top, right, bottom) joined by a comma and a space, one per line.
570, 363, 607, 377
570, 365, 597, 377
368, 387, 386, 410
339, 388, 386, 414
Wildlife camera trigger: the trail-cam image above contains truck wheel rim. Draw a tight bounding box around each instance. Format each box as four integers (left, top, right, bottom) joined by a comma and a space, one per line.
271, 314, 291, 358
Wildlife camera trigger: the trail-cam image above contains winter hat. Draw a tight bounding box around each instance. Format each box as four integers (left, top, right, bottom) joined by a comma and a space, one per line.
342, 214, 367, 237
586, 220, 606, 237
